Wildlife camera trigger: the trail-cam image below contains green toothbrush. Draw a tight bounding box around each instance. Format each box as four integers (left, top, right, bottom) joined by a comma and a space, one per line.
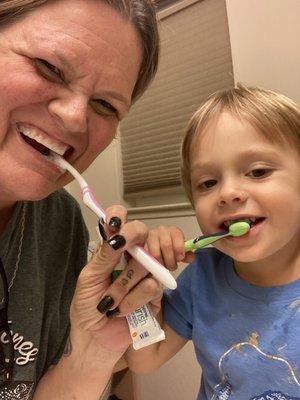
185, 221, 250, 252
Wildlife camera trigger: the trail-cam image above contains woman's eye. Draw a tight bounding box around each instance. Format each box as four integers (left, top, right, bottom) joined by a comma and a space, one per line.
35, 59, 64, 82
249, 168, 270, 178
199, 179, 217, 190
90, 99, 118, 117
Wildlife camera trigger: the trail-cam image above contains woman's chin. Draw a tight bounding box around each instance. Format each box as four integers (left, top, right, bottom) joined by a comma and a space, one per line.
6, 180, 59, 203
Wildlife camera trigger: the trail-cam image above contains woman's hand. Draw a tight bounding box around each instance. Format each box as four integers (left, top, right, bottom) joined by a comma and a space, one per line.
70, 205, 164, 360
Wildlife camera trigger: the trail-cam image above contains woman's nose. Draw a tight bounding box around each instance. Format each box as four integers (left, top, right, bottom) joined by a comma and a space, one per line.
218, 181, 248, 207
48, 92, 88, 133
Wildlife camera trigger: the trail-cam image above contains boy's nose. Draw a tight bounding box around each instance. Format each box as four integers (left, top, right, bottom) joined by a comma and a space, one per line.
48, 92, 88, 133
218, 182, 248, 207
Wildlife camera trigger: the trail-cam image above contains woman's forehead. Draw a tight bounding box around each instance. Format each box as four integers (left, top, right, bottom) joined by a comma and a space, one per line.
5, 0, 142, 106
18, 0, 142, 58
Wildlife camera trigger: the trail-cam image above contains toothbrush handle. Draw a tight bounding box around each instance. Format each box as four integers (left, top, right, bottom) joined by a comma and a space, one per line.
127, 245, 177, 290
82, 188, 106, 220
82, 188, 177, 290
185, 231, 229, 252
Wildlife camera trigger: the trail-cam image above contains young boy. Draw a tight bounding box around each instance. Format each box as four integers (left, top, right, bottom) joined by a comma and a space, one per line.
126, 85, 300, 400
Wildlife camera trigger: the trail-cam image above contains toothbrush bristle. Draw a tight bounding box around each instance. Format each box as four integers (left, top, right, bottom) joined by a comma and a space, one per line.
47, 152, 66, 169
229, 221, 250, 237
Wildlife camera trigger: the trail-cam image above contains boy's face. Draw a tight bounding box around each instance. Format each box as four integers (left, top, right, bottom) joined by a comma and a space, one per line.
190, 111, 300, 263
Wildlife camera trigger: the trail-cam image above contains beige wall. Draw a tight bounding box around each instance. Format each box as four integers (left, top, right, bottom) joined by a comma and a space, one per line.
67, 0, 300, 398
226, 0, 300, 102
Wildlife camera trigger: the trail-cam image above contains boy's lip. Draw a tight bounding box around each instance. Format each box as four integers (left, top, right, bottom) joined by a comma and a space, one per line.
218, 214, 264, 228
225, 217, 266, 241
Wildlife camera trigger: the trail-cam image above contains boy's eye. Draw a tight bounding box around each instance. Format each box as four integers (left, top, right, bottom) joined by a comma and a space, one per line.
35, 58, 64, 83
249, 168, 270, 178
199, 179, 217, 190
90, 99, 118, 117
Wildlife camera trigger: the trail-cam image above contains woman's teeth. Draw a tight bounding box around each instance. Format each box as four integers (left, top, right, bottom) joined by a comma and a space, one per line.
17, 124, 69, 156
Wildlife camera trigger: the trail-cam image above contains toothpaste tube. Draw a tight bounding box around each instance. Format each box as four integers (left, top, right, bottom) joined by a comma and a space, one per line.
126, 303, 165, 350
112, 266, 165, 350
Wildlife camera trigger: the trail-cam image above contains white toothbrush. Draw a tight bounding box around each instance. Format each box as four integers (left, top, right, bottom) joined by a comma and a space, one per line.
49, 152, 177, 290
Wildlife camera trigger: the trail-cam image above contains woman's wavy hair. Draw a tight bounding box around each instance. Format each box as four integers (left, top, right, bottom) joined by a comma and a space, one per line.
0, 0, 159, 101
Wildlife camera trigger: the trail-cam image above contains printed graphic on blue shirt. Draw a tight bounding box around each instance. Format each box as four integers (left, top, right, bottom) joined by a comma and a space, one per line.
213, 333, 300, 400
215, 388, 300, 400
251, 391, 300, 400
163, 249, 300, 400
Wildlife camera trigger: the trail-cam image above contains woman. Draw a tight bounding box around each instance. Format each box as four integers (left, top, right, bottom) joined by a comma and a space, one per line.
0, 0, 162, 398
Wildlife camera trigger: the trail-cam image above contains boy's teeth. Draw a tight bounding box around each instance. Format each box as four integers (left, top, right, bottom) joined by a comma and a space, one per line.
224, 218, 253, 227
17, 125, 69, 155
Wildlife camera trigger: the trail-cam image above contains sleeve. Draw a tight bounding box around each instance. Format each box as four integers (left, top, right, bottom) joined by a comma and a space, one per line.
163, 263, 195, 340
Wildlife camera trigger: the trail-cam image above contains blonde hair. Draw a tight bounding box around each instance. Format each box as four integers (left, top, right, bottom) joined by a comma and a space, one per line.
0, 0, 159, 101
181, 84, 300, 203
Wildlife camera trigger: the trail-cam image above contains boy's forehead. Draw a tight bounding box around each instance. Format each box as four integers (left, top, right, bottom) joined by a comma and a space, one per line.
189, 111, 297, 168
189, 112, 234, 156
190, 110, 275, 151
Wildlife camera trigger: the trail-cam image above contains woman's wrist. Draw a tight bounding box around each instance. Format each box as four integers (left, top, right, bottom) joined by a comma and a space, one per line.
68, 324, 126, 373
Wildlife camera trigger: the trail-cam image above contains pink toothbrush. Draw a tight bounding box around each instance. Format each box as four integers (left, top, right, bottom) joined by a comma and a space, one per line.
48, 152, 177, 290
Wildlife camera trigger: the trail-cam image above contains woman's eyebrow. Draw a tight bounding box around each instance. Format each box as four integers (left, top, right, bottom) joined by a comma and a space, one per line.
53, 51, 76, 72
100, 90, 131, 109
53, 52, 131, 109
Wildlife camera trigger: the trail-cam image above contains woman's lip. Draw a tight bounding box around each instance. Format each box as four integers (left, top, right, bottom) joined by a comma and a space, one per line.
16, 122, 77, 165
15, 125, 66, 176
15, 122, 71, 153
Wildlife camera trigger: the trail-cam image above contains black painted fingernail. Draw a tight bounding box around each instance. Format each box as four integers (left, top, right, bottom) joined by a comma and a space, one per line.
106, 307, 120, 319
109, 217, 122, 231
107, 235, 126, 250
97, 296, 114, 313
98, 219, 108, 241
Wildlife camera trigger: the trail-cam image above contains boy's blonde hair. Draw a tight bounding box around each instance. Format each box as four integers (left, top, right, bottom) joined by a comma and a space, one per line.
181, 84, 300, 203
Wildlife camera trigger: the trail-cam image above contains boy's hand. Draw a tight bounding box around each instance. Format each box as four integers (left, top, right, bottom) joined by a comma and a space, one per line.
147, 226, 195, 271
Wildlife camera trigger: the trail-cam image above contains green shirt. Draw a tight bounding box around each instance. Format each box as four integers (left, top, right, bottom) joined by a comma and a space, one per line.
0, 189, 89, 397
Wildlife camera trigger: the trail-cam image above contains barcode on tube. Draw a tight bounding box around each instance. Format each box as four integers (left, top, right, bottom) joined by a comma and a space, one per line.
140, 331, 149, 339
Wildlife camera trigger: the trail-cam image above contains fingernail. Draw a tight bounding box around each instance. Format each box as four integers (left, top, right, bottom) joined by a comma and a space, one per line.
106, 307, 120, 319
178, 253, 185, 261
109, 217, 122, 231
98, 219, 108, 241
97, 296, 115, 313
107, 235, 126, 250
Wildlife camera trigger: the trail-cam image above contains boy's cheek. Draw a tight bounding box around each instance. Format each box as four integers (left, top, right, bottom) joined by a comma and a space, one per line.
194, 201, 209, 221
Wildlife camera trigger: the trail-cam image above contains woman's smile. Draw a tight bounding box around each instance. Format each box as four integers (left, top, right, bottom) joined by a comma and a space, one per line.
16, 123, 70, 156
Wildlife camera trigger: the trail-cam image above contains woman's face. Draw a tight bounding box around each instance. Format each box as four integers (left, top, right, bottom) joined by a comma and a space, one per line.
0, 0, 142, 205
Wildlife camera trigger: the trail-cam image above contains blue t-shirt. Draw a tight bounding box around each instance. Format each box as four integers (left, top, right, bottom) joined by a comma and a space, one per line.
163, 248, 300, 400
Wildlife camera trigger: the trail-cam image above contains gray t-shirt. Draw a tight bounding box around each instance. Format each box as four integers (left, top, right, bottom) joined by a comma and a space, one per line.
0, 189, 89, 398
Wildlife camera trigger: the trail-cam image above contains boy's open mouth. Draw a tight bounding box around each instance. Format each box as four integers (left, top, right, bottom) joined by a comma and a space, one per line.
221, 217, 265, 230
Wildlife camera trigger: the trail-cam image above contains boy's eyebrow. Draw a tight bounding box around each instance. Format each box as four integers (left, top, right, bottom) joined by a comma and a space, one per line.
234, 147, 281, 160
191, 148, 280, 170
